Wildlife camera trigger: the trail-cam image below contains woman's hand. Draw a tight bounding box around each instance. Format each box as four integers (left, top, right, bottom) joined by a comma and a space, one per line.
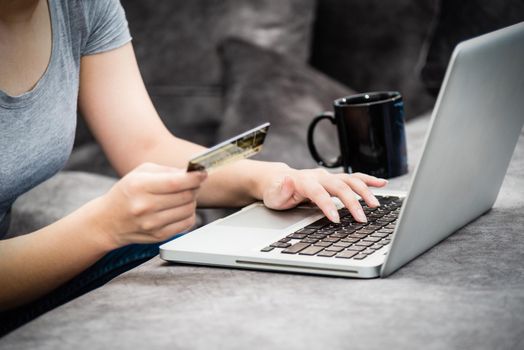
260, 164, 388, 223
94, 162, 207, 248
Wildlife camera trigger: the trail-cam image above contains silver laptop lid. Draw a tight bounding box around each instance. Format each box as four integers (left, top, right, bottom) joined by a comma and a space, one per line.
381, 22, 524, 277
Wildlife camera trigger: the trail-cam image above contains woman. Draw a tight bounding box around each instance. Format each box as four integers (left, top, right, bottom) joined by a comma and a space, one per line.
0, 0, 387, 333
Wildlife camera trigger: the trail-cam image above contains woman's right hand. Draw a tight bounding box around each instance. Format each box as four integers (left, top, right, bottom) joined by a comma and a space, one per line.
93, 162, 207, 248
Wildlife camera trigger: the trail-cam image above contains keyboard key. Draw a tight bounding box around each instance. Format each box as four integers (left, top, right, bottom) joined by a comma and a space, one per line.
323, 237, 340, 243
362, 236, 382, 243
333, 241, 352, 248
296, 228, 316, 234
287, 233, 307, 239
338, 208, 351, 217
353, 254, 368, 260
318, 227, 336, 234
270, 242, 291, 248
376, 220, 392, 225
298, 246, 325, 256
376, 229, 394, 234
317, 250, 337, 257
300, 238, 319, 244
260, 246, 274, 252
330, 233, 348, 238
370, 232, 389, 238
354, 240, 374, 247
282, 242, 310, 254
335, 250, 358, 259
341, 237, 360, 244
314, 241, 332, 247
324, 246, 344, 252
307, 218, 331, 229
363, 248, 376, 255
279, 237, 291, 243
347, 245, 366, 252
357, 229, 375, 235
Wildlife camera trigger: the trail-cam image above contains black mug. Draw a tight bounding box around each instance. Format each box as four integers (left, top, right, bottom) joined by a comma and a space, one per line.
308, 91, 408, 178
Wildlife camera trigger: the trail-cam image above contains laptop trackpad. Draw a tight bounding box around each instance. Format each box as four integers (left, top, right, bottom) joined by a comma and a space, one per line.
217, 205, 318, 230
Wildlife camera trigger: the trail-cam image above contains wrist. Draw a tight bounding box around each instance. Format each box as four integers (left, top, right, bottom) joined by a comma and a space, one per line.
249, 161, 293, 201
79, 196, 122, 252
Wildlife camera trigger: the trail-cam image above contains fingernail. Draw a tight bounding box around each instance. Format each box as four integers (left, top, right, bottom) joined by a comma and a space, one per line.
371, 197, 380, 207
330, 210, 340, 223
356, 208, 367, 223
381, 178, 389, 184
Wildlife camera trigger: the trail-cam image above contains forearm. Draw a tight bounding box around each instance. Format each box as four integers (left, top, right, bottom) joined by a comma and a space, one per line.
0, 198, 114, 311
196, 159, 290, 207
129, 135, 289, 207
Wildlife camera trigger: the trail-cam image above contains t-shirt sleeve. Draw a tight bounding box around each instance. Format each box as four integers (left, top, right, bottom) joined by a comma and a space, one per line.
80, 0, 132, 56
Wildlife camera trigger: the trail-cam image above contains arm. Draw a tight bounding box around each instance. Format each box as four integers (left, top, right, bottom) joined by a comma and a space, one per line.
0, 166, 205, 310
0, 200, 112, 310
79, 43, 387, 223
1, 43, 207, 310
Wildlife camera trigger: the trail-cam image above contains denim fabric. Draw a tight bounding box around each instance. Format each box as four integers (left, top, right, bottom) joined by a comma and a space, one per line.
0, 241, 162, 337
0, 210, 9, 239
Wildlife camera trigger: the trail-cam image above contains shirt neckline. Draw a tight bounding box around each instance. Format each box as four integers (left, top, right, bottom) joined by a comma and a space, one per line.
0, 0, 58, 109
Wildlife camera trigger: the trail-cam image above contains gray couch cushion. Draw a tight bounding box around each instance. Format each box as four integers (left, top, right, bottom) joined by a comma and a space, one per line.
76, 0, 316, 147
218, 38, 354, 169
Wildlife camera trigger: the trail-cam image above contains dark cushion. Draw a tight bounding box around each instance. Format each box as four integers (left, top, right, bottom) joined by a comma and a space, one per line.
420, 0, 524, 96
72, 0, 316, 148
218, 38, 354, 169
309, 0, 439, 118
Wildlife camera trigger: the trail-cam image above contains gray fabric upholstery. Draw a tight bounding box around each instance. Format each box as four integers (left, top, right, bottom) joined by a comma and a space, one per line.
6, 172, 116, 238
3, 115, 523, 349
75, 0, 316, 147
218, 38, 354, 169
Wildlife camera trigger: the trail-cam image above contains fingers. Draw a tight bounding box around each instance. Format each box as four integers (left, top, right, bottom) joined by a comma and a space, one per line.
350, 172, 388, 188
153, 213, 197, 241
322, 179, 367, 223
148, 190, 197, 211
283, 170, 389, 224
140, 201, 197, 232
338, 175, 380, 208
141, 171, 207, 194
135, 162, 181, 174
300, 180, 341, 223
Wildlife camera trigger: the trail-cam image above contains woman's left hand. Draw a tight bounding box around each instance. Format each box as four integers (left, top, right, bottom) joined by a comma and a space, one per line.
261, 166, 388, 224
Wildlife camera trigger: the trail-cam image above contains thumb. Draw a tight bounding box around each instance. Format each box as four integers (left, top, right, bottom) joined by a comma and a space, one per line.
264, 175, 297, 209
279, 175, 295, 198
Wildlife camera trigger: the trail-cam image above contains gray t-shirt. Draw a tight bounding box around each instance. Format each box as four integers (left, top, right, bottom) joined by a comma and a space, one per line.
0, 0, 131, 238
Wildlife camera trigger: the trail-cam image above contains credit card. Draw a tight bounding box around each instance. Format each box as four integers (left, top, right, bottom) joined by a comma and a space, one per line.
187, 122, 270, 172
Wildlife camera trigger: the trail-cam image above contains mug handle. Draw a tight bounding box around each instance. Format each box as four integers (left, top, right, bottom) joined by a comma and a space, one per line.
307, 111, 342, 168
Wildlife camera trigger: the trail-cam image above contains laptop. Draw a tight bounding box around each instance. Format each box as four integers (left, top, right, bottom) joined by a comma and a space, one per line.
160, 22, 524, 278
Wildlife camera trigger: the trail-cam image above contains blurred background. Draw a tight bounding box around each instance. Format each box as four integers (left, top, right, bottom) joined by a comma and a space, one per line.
69, 0, 524, 177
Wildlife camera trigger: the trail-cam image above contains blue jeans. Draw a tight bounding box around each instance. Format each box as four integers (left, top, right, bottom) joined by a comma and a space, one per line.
0, 241, 163, 337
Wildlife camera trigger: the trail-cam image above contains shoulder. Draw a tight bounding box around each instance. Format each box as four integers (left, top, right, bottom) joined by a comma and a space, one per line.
60, 0, 131, 56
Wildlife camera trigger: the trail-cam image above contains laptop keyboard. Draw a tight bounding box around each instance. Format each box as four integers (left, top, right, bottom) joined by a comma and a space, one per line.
260, 195, 403, 260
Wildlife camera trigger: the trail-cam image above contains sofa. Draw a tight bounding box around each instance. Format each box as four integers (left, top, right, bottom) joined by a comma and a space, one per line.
3, 0, 523, 346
